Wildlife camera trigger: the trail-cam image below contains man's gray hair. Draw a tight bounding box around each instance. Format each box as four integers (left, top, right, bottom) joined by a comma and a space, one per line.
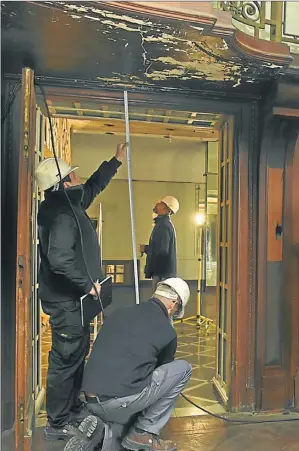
154, 283, 179, 301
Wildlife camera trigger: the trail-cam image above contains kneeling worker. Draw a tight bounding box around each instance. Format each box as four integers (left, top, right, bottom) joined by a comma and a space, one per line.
75, 278, 191, 451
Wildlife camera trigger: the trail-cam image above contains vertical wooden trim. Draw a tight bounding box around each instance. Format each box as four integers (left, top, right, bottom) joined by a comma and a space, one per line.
291, 135, 299, 409
230, 101, 259, 411
255, 120, 269, 411
15, 68, 36, 451
267, 168, 283, 262
284, 131, 299, 408
229, 116, 235, 396
232, 112, 250, 410
246, 101, 259, 408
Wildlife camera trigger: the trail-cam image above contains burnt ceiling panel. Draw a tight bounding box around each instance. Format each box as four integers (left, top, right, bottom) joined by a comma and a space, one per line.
1, 1, 289, 95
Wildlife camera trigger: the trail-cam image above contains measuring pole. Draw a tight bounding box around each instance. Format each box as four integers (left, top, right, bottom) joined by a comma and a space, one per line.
196, 226, 203, 327
124, 90, 140, 304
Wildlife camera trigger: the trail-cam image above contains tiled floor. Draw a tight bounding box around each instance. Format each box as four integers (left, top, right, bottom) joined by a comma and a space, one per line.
4, 297, 299, 451
38, 320, 223, 424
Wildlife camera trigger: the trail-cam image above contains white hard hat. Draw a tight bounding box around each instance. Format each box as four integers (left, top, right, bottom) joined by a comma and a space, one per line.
156, 277, 190, 319
35, 158, 79, 191
161, 196, 179, 215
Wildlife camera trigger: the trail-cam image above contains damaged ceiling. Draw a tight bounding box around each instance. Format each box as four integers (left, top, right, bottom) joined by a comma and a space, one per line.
1, 1, 292, 95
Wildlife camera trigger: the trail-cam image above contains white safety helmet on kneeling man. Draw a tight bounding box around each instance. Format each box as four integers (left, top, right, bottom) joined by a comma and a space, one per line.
156, 277, 190, 319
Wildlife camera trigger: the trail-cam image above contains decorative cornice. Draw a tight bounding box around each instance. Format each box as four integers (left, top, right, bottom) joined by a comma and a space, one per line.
231, 30, 293, 66
102, 2, 220, 28
102, 1, 292, 68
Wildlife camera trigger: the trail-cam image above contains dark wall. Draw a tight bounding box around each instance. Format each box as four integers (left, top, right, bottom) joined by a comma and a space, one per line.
1, 79, 21, 432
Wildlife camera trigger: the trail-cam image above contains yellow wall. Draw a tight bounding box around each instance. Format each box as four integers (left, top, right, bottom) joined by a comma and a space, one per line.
72, 133, 218, 281
87, 179, 198, 280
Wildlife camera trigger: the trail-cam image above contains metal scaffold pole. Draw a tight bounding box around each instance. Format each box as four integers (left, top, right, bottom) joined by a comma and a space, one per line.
124, 90, 140, 304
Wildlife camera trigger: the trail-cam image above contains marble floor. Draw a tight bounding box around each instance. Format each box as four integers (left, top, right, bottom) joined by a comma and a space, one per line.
4, 299, 299, 451
38, 320, 224, 425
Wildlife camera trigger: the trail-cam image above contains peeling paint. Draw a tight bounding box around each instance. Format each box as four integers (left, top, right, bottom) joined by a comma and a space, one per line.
60, 3, 153, 27
83, 15, 101, 22
3, 0, 285, 90
232, 79, 241, 88
190, 25, 204, 33
101, 19, 140, 33
215, 41, 229, 51
92, 9, 153, 27
266, 63, 283, 69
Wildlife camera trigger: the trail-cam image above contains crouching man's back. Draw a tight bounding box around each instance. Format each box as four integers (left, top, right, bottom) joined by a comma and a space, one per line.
82, 299, 177, 399
80, 278, 192, 451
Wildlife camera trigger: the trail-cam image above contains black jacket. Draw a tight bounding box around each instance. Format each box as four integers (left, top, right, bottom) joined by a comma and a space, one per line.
82, 298, 177, 397
144, 215, 177, 279
37, 157, 121, 302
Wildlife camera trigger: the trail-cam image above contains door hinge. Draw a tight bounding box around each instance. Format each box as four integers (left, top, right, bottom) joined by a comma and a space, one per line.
231, 359, 236, 374
18, 255, 25, 268
19, 404, 25, 422
18, 255, 25, 287
24, 123, 29, 158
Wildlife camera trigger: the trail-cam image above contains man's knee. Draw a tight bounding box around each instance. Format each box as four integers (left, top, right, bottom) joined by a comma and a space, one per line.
170, 359, 192, 375
174, 359, 192, 380
157, 359, 192, 385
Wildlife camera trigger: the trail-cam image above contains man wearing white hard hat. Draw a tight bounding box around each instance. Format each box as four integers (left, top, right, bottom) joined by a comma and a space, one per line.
35, 143, 126, 441
140, 196, 179, 292
68, 278, 191, 451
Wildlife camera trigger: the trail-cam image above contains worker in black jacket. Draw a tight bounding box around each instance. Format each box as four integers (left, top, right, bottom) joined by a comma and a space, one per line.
140, 196, 179, 291
68, 278, 192, 451
35, 143, 126, 441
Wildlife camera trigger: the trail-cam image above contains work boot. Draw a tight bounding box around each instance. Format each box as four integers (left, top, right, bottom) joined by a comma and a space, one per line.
44, 422, 78, 441
72, 405, 91, 425
122, 428, 177, 451
64, 415, 105, 451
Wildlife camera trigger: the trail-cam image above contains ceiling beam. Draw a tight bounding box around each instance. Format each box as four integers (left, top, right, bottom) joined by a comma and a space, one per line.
163, 110, 172, 123
74, 102, 84, 116
47, 99, 56, 115
50, 105, 219, 123
187, 112, 197, 125
68, 117, 219, 141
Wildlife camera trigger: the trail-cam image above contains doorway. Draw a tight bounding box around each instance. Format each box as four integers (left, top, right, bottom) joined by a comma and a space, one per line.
9, 75, 254, 451
31, 96, 235, 421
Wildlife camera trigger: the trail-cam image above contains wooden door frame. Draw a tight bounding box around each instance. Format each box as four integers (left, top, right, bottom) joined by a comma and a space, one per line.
213, 116, 234, 405
9, 78, 260, 438
37, 84, 259, 411
15, 68, 36, 451
282, 124, 299, 410
285, 131, 299, 410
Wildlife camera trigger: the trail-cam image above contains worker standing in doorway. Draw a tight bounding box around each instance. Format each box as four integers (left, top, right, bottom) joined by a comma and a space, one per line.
35, 143, 127, 441
66, 278, 191, 451
140, 196, 179, 292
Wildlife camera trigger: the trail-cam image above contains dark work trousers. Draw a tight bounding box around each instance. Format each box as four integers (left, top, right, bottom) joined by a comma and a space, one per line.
42, 300, 90, 427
